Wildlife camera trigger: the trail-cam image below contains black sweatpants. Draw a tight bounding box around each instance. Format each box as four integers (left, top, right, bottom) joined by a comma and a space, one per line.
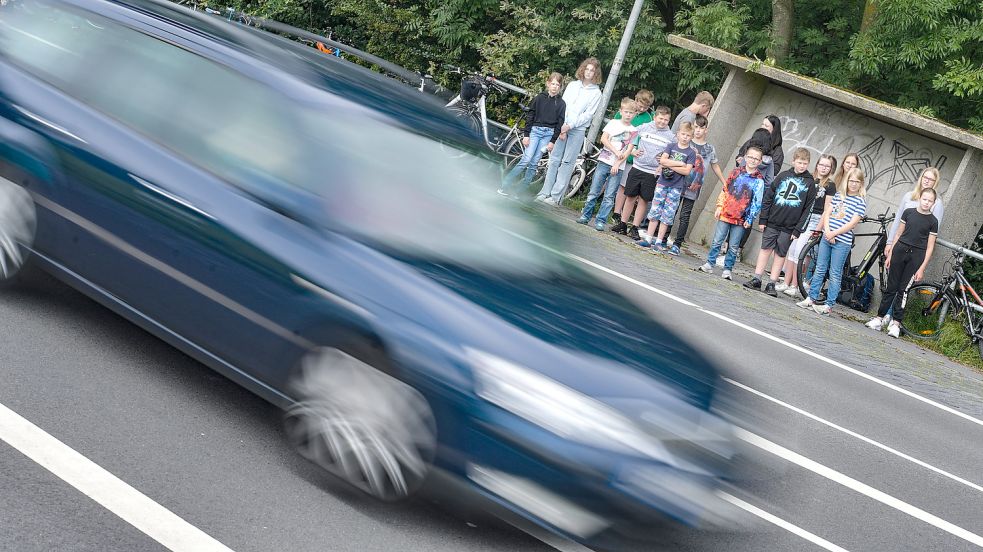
666, 197, 696, 248
877, 244, 926, 320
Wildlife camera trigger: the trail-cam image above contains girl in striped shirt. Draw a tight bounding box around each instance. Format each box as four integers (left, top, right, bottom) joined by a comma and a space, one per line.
797, 167, 867, 315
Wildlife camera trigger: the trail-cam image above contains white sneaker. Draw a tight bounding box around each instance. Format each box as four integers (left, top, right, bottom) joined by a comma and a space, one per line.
783, 287, 800, 298
775, 282, 789, 292
866, 317, 885, 331
496, 188, 509, 197
887, 321, 901, 338
812, 304, 831, 315
796, 297, 814, 309
721, 269, 732, 280
543, 197, 558, 205
698, 263, 713, 274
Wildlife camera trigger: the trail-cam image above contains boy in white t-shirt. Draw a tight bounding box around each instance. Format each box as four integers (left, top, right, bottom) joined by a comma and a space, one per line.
578, 97, 638, 230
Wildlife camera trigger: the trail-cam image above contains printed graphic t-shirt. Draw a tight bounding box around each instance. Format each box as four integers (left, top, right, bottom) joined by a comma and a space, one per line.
630, 123, 675, 175
596, 119, 636, 166
812, 178, 836, 215
657, 142, 697, 190
683, 141, 718, 200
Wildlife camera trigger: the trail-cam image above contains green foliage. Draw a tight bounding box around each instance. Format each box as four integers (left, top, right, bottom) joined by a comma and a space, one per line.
206, 0, 981, 135
846, 0, 983, 130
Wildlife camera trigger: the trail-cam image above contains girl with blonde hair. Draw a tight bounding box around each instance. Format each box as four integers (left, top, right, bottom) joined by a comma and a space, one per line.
797, 168, 867, 315
887, 166, 943, 243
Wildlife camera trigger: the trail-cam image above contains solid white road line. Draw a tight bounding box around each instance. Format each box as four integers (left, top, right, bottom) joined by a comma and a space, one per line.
717, 492, 850, 552
509, 229, 983, 430
0, 401, 234, 552
726, 377, 983, 494
736, 427, 983, 547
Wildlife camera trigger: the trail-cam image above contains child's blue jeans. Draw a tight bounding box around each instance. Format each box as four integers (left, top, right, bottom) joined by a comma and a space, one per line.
579, 160, 621, 223
503, 125, 553, 192
809, 238, 851, 307
707, 220, 745, 270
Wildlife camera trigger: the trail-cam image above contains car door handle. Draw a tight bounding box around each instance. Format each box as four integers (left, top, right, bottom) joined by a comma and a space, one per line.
129, 174, 214, 220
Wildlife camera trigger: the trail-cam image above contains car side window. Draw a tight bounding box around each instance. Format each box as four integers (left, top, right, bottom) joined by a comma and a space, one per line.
1, 0, 308, 191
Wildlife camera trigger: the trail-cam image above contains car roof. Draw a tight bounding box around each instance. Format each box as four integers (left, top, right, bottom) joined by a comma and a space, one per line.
106, 0, 481, 147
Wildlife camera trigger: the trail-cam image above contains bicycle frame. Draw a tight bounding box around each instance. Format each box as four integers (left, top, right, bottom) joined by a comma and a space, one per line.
946, 269, 983, 317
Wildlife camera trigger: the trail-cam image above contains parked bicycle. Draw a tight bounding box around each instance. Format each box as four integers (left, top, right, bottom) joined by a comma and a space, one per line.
443, 65, 528, 152
502, 134, 600, 200
796, 208, 894, 305
898, 246, 983, 357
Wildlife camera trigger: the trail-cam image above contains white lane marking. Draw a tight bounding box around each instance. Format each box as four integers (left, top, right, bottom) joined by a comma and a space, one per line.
726, 378, 983, 494
736, 428, 983, 547
0, 401, 234, 552
718, 492, 850, 552
506, 230, 983, 430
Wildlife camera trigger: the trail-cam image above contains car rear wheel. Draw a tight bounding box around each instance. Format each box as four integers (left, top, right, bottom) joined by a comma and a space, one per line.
0, 175, 36, 286
284, 346, 436, 501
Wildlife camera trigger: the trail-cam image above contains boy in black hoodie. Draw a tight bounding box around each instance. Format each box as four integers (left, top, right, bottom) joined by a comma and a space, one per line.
744, 148, 816, 296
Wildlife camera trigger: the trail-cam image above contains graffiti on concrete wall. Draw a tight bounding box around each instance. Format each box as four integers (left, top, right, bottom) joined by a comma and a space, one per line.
742, 89, 963, 202
854, 136, 947, 192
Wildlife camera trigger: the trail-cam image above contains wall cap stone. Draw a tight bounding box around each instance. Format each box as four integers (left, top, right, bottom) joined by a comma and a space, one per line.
668, 34, 983, 152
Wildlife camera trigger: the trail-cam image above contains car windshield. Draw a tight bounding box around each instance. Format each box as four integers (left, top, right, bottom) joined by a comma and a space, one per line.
291, 106, 554, 268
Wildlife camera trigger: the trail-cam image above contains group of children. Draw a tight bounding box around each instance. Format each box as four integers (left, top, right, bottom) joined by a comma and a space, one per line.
504, 71, 945, 334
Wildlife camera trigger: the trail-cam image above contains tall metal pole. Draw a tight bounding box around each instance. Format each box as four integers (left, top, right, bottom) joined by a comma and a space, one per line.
587, 0, 646, 144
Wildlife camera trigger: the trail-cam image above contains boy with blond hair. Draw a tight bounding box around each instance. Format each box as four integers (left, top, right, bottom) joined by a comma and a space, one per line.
578, 97, 638, 229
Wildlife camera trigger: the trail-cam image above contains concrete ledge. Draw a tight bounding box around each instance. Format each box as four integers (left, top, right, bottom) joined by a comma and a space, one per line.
668, 35, 983, 152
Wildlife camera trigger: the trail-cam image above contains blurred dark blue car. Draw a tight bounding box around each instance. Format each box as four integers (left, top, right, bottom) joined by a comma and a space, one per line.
0, 0, 740, 544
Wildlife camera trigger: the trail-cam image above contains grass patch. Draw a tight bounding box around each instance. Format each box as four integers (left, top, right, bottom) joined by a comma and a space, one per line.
908, 317, 983, 370
566, 196, 586, 213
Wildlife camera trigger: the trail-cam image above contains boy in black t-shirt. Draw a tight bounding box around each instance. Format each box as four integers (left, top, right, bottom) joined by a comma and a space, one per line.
866, 188, 940, 338
744, 148, 816, 296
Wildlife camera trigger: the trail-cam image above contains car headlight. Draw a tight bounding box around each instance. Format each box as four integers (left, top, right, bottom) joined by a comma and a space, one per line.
468, 349, 675, 463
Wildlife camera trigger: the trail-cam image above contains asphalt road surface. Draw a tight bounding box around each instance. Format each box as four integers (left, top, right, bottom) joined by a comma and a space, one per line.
2, 203, 982, 551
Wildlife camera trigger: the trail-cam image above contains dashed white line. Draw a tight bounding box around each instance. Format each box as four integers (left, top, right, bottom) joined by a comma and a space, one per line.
0, 400, 233, 552
736, 427, 983, 547
726, 377, 983, 494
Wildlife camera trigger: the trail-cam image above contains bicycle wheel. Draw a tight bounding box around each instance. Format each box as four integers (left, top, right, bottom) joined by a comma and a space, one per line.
502, 136, 524, 169
447, 104, 481, 136
898, 284, 950, 340
796, 235, 823, 299
564, 165, 587, 199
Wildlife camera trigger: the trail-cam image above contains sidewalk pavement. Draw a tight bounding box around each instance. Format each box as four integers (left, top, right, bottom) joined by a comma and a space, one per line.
534, 201, 983, 416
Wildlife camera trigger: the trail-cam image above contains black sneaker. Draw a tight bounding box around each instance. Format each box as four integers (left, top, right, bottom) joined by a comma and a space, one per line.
743, 277, 762, 290
611, 221, 628, 235
611, 212, 622, 224
627, 225, 641, 241
764, 282, 778, 296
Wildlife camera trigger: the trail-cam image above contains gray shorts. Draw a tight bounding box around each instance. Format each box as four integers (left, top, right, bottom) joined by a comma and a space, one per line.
761, 226, 795, 258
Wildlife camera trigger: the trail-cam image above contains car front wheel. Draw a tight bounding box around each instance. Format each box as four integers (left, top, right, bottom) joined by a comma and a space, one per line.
284, 346, 436, 501
0, 175, 36, 286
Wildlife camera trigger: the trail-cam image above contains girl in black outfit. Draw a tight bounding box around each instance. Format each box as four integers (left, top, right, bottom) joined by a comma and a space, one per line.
866, 188, 939, 338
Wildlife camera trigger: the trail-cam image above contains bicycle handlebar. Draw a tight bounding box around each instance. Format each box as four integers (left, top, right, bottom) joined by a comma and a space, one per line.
443, 65, 529, 96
